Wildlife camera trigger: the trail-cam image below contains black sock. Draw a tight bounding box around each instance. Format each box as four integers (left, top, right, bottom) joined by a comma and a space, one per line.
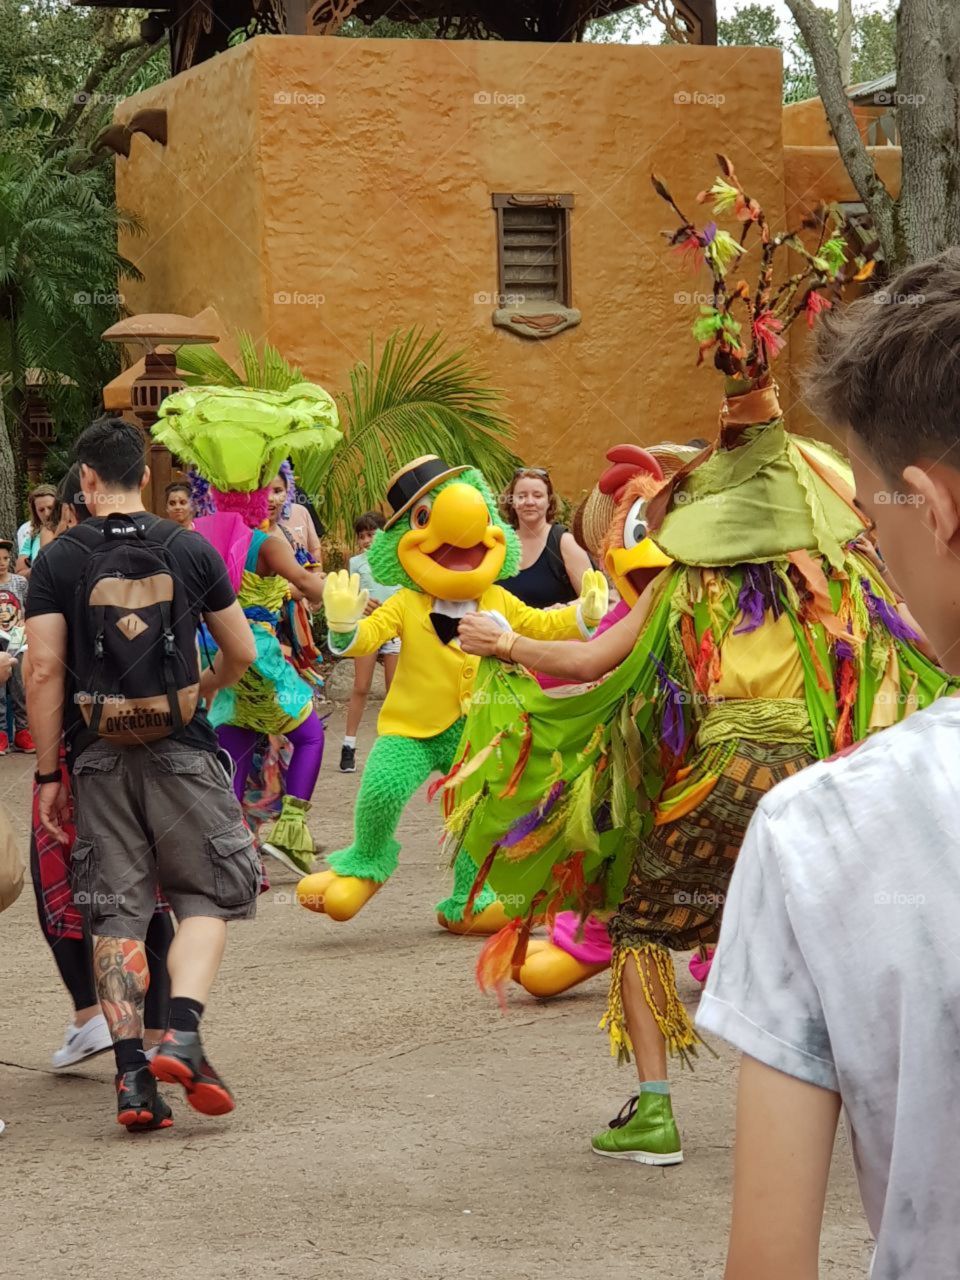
114, 1037, 146, 1073
168, 996, 205, 1032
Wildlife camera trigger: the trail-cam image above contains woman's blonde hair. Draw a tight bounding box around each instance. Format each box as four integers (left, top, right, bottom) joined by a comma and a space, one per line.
498, 468, 558, 529
27, 484, 57, 532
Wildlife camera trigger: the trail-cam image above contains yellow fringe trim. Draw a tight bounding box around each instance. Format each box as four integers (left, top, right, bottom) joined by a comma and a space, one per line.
444, 788, 485, 838
599, 944, 706, 1070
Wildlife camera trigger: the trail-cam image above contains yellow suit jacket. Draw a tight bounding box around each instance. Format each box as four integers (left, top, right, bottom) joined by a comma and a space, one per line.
341, 585, 583, 738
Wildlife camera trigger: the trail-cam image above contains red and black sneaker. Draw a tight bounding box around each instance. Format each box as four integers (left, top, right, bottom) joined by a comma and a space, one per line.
150, 1029, 235, 1116
116, 1064, 173, 1131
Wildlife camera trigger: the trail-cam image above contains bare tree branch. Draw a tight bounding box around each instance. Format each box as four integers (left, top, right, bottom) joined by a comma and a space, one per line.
47, 37, 147, 153
785, 0, 896, 261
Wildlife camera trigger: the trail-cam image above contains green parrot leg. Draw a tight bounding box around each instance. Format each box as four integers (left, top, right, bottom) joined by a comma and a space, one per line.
326, 722, 464, 883
435, 846, 496, 922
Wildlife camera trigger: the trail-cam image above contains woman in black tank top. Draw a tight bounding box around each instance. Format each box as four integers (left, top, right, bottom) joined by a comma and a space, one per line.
499, 467, 592, 607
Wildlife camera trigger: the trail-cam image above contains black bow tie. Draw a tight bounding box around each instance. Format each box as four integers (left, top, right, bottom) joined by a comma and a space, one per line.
429, 612, 461, 645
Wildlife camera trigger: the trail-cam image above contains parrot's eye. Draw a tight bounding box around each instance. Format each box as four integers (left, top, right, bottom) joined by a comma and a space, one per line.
410, 497, 433, 530
622, 497, 649, 550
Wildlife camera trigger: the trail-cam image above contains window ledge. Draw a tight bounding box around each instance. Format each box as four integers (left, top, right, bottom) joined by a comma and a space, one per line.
492, 302, 581, 339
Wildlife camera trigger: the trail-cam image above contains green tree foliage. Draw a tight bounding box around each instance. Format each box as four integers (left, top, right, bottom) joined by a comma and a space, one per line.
584, 5, 652, 41
0, 1, 169, 522
177, 328, 522, 540
717, 2, 781, 47
716, 1, 895, 104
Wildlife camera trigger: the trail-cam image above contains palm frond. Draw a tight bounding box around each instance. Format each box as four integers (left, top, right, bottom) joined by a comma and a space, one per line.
297, 328, 520, 541
177, 343, 244, 387
179, 331, 304, 391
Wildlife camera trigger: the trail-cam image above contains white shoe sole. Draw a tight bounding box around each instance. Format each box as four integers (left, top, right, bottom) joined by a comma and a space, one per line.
261, 842, 312, 876
591, 1145, 683, 1166
52, 1040, 113, 1070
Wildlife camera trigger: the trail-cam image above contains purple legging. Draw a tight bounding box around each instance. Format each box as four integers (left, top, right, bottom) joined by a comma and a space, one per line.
217, 710, 325, 805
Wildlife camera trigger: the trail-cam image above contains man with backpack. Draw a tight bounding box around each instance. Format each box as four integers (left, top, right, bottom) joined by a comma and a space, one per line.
25, 417, 257, 1132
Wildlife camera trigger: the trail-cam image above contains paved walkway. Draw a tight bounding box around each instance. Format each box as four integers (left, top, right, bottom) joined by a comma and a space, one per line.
0, 709, 872, 1279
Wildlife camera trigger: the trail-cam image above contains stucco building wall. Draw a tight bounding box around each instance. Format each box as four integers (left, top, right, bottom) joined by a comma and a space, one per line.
115, 37, 787, 500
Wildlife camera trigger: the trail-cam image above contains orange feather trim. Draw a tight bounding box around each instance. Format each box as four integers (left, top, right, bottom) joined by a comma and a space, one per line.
499, 713, 532, 799
466, 845, 498, 916
476, 918, 523, 1009
427, 743, 470, 803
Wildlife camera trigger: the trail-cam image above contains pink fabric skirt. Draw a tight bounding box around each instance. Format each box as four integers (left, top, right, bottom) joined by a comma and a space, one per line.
549, 911, 612, 965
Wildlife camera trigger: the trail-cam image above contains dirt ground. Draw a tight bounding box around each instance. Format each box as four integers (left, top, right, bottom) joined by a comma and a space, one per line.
0, 702, 874, 1280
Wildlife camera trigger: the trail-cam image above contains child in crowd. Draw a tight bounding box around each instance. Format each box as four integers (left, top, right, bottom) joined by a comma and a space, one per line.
340, 512, 399, 773
164, 481, 194, 529
0, 540, 31, 753
702, 249, 960, 1280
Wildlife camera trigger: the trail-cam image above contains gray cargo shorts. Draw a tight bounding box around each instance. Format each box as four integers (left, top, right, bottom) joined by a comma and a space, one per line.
71, 738, 259, 940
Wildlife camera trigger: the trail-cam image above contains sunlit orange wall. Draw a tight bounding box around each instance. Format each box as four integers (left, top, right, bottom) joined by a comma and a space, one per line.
115, 37, 788, 503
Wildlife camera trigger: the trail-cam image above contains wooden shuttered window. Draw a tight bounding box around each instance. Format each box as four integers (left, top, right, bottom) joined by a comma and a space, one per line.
492, 193, 573, 307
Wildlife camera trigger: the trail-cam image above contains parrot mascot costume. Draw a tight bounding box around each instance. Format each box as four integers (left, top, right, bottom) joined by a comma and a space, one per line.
296, 454, 609, 930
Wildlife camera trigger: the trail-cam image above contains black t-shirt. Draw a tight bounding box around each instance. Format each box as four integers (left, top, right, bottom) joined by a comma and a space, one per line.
26, 512, 236, 767
499, 523, 577, 609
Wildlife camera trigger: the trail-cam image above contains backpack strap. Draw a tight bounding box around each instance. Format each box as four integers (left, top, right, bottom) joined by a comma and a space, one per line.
158, 598, 184, 731
58, 522, 102, 554
144, 520, 188, 731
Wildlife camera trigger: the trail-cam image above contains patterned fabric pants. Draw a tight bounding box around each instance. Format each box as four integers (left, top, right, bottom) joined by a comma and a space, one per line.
609, 739, 815, 951
602, 739, 815, 1067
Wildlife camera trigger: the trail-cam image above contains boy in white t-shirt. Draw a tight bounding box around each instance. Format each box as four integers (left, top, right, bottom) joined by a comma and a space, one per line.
339, 512, 400, 773
702, 249, 960, 1280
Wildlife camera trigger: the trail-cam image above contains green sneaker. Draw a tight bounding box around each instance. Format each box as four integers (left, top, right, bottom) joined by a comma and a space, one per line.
591, 1092, 683, 1165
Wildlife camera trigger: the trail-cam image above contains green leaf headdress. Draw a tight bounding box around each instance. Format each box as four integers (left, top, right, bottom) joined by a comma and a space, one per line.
152, 382, 342, 493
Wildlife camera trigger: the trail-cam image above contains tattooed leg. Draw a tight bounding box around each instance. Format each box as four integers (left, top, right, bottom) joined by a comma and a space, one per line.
93, 936, 150, 1043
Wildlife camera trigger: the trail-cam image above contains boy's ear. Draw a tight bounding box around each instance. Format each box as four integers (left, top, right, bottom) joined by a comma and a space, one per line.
902, 464, 960, 556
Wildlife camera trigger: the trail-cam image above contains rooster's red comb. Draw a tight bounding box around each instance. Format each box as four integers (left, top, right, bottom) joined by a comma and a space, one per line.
598, 445, 664, 499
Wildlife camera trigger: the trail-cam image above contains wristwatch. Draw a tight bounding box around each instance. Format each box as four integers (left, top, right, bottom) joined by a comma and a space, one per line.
34, 769, 62, 785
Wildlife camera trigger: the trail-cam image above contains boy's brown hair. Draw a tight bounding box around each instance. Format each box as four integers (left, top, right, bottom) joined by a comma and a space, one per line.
809, 248, 960, 479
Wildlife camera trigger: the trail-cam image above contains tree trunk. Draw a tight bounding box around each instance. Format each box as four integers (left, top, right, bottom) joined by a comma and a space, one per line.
786, 0, 897, 263
894, 0, 960, 262
0, 398, 21, 541
836, 0, 853, 84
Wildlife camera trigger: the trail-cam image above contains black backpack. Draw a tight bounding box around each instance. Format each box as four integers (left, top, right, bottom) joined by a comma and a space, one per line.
64, 515, 201, 745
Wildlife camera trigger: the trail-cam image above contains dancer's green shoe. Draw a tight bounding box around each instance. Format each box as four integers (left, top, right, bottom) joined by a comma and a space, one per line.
261, 796, 315, 875
590, 1092, 683, 1165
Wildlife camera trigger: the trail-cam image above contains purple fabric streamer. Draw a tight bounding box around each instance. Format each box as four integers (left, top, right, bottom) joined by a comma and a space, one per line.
861, 578, 921, 643
501, 780, 566, 849
701, 221, 718, 245
278, 460, 295, 519
734, 566, 766, 634
650, 655, 687, 757
734, 563, 782, 634
188, 467, 216, 517
834, 638, 855, 662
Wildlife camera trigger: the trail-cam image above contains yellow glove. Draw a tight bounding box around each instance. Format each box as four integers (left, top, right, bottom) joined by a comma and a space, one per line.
323, 570, 369, 633
578, 569, 609, 630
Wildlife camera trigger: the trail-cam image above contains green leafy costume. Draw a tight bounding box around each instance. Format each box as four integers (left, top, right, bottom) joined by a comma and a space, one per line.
444, 162, 959, 1071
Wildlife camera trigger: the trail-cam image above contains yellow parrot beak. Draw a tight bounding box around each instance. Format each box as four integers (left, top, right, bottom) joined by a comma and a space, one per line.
421, 483, 492, 550
397, 481, 507, 601
605, 540, 672, 606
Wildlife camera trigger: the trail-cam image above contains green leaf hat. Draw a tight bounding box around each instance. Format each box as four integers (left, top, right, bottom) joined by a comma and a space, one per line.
152, 382, 342, 493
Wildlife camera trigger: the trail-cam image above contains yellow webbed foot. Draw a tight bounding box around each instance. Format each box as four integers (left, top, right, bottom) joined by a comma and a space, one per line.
515, 942, 610, 998
437, 899, 511, 936
295, 870, 338, 913
296, 871, 380, 920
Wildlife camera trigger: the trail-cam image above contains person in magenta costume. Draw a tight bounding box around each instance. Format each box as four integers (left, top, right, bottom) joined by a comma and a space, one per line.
151, 383, 340, 874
